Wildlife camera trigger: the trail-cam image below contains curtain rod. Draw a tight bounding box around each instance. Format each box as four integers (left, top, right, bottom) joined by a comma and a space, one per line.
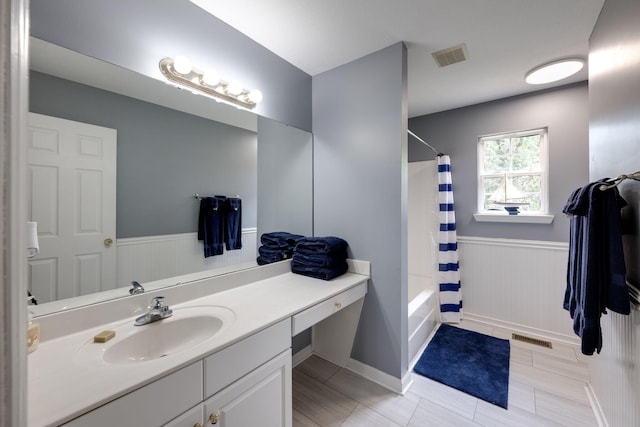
408, 130, 443, 156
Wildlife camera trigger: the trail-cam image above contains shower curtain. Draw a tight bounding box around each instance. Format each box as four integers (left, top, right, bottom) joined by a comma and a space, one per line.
437, 155, 462, 323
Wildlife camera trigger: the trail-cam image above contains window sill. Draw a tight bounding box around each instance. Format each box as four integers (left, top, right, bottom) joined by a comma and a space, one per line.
473, 212, 554, 224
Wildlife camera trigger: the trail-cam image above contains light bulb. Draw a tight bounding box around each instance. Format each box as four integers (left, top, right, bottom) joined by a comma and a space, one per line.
226, 80, 243, 96
248, 89, 263, 104
202, 71, 220, 87
173, 56, 192, 75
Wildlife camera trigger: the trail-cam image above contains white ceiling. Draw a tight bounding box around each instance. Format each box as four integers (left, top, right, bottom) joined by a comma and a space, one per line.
191, 0, 604, 117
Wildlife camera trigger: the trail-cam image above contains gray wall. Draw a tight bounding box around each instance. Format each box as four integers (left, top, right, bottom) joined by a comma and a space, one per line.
409, 82, 589, 242
257, 116, 313, 238
30, 71, 257, 238
313, 43, 408, 378
587, 0, 640, 425
30, 0, 312, 132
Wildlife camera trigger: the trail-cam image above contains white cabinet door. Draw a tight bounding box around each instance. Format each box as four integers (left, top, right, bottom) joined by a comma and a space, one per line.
203, 349, 292, 427
27, 112, 117, 302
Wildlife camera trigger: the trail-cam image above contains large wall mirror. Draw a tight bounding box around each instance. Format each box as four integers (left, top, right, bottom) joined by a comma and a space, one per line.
28, 37, 313, 316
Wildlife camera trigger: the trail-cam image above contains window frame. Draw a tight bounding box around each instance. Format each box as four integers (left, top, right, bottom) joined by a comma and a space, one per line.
476, 127, 549, 216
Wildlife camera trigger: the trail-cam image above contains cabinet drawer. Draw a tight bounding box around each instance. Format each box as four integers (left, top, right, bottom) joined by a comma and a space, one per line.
292, 281, 367, 335
64, 361, 203, 427
204, 318, 290, 398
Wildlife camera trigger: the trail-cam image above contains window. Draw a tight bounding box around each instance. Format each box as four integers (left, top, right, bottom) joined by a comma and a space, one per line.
477, 128, 548, 215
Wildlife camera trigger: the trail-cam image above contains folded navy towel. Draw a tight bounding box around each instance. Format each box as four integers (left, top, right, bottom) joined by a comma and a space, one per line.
291, 259, 348, 281
292, 251, 347, 268
260, 232, 305, 249
257, 255, 288, 265
259, 245, 293, 260
295, 236, 348, 255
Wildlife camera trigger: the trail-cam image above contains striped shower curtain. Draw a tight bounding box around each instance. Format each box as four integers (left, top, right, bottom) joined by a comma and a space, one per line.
437, 155, 462, 323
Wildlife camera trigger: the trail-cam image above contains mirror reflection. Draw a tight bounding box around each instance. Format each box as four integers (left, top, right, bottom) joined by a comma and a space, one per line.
27, 38, 313, 316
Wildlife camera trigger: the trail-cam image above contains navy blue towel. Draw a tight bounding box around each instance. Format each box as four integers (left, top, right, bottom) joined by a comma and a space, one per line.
292, 251, 347, 268
295, 236, 348, 255
224, 197, 242, 250
291, 258, 348, 280
562, 179, 629, 355
257, 255, 289, 265
259, 245, 293, 261
260, 232, 305, 249
198, 197, 226, 257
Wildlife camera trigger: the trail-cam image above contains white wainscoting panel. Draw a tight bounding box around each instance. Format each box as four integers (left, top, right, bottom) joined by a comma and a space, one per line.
115, 229, 257, 288
589, 310, 640, 427
458, 236, 577, 342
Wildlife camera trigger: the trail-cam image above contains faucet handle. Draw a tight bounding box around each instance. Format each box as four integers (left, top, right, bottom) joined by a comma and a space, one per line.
150, 296, 166, 309
129, 281, 144, 295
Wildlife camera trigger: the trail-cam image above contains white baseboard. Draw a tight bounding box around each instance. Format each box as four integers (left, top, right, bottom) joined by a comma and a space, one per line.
463, 312, 579, 346
585, 383, 609, 427
345, 357, 405, 395
292, 345, 314, 368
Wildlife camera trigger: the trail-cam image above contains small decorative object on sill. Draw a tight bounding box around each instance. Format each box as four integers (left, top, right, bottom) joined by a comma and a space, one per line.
503, 206, 520, 215
489, 175, 529, 215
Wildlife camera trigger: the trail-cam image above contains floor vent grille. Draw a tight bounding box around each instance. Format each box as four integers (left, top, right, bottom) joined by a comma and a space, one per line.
511, 333, 553, 349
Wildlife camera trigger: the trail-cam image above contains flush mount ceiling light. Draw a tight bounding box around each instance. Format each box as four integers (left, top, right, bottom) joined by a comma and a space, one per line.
159, 56, 263, 109
525, 58, 584, 85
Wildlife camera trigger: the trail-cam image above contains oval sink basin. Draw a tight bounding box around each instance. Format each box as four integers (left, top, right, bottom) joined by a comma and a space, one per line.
76, 305, 235, 365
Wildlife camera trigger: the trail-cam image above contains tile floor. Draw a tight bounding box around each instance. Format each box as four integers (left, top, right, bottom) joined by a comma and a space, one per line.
292, 319, 597, 426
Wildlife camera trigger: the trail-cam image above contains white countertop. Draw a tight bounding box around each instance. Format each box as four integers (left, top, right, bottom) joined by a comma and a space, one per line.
27, 262, 369, 426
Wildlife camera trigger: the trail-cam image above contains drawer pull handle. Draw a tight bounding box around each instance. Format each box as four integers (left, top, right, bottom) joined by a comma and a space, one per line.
335, 302, 342, 309
209, 412, 220, 424
194, 423, 203, 427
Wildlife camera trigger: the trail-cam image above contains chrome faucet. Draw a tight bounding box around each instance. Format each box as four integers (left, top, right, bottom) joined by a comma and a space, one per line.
129, 281, 145, 295
134, 296, 173, 326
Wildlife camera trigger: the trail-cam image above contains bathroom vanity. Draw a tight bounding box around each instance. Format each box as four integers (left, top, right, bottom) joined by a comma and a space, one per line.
27, 260, 369, 426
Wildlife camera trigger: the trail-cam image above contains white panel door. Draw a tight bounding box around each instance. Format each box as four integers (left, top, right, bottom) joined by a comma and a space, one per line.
27, 112, 117, 303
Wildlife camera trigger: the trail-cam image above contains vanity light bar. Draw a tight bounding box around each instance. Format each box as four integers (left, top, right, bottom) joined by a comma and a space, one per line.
159, 57, 263, 110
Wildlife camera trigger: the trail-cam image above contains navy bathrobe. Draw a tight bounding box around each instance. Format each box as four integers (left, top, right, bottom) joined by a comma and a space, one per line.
563, 180, 630, 355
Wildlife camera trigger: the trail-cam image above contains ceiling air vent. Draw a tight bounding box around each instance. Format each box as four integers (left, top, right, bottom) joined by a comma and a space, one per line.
432, 43, 469, 67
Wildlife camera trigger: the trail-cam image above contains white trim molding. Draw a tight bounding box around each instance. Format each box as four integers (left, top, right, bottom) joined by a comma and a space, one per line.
1, 0, 29, 425
585, 383, 609, 427
473, 212, 555, 224
457, 235, 568, 250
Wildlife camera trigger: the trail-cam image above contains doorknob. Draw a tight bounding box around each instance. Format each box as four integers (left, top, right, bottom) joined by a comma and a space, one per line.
104, 238, 113, 247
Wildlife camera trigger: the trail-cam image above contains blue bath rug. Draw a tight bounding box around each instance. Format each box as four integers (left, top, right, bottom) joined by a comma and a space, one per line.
414, 324, 510, 409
